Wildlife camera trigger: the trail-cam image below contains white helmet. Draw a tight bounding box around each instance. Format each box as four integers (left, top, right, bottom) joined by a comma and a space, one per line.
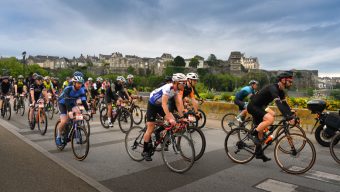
127, 74, 134, 79
88, 77, 93, 81
96, 77, 103, 82
116, 76, 126, 82
73, 76, 84, 83
172, 73, 187, 82
186, 72, 199, 80
249, 80, 259, 85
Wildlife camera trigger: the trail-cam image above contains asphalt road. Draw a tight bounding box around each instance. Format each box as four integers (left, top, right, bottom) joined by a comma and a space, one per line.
0, 103, 339, 192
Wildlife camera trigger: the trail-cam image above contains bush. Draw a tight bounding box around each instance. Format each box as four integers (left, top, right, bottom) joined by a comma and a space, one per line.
200, 91, 215, 100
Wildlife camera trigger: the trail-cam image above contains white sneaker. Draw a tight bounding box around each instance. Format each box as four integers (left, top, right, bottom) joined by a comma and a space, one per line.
236, 116, 243, 123
108, 121, 113, 127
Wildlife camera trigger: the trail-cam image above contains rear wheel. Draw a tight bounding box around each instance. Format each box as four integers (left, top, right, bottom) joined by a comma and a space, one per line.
315, 124, 333, 147
118, 108, 133, 133
196, 109, 206, 129
46, 101, 54, 120
54, 120, 66, 151
131, 106, 143, 125
330, 133, 340, 164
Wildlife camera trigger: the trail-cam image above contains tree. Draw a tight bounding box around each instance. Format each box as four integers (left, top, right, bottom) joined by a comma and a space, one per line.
206, 54, 218, 66
127, 66, 135, 75
173, 56, 186, 67
189, 58, 199, 68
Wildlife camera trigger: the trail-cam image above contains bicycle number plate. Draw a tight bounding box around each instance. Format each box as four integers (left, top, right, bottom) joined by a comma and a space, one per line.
5, 96, 11, 99
188, 115, 195, 122
39, 103, 44, 108
48, 96, 52, 99
75, 114, 83, 120
121, 103, 125, 107
79, 106, 85, 111
20, 94, 25, 97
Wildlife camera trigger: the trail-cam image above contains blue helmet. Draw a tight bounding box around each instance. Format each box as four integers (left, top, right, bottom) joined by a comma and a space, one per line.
73, 71, 84, 78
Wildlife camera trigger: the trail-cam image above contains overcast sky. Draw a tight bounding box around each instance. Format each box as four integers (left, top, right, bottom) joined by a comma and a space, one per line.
1, 0, 340, 77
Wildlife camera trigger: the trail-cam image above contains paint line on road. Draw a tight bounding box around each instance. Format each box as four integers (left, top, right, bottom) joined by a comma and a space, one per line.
292, 166, 340, 186
0, 119, 113, 192
255, 179, 324, 192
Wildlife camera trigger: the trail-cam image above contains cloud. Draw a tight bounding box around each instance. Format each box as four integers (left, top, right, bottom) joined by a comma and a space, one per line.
1, 0, 340, 76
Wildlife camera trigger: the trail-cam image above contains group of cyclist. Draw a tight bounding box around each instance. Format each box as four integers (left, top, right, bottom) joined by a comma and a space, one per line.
1, 69, 296, 164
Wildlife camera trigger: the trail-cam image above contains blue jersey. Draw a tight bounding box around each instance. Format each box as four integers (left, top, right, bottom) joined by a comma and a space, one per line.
58, 86, 87, 108
235, 86, 255, 101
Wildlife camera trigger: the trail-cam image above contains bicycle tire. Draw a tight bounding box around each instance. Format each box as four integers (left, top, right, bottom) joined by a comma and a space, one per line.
19, 98, 25, 116
125, 126, 145, 161
131, 106, 143, 125
330, 133, 340, 164
118, 108, 133, 133
221, 113, 238, 133
196, 109, 206, 129
99, 107, 109, 129
37, 110, 48, 135
162, 134, 195, 173
179, 127, 206, 161
71, 125, 90, 161
28, 107, 36, 130
224, 128, 256, 164
274, 133, 316, 174
54, 119, 66, 151
275, 124, 306, 154
46, 101, 54, 120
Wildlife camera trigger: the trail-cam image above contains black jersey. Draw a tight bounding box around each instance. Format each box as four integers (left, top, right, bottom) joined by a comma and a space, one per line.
250, 84, 285, 108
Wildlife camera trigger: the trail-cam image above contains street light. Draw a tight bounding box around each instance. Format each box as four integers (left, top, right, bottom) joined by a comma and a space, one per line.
22, 51, 26, 77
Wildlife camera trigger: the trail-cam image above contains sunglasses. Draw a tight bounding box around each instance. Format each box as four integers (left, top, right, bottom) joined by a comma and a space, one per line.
286, 79, 293, 83
177, 81, 186, 85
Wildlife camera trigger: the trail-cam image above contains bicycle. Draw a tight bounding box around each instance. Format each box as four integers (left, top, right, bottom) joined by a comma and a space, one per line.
330, 132, 340, 164
27, 98, 48, 135
100, 101, 133, 133
195, 99, 206, 129
127, 96, 143, 125
14, 93, 26, 116
221, 112, 253, 133
45, 92, 54, 120
1, 95, 11, 120
54, 109, 90, 161
224, 116, 316, 174
125, 116, 195, 173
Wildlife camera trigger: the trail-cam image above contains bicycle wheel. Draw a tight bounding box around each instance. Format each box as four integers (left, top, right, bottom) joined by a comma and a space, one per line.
99, 107, 109, 128
162, 133, 195, 173
46, 101, 54, 120
131, 106, 143, 125
53, 101, 59, 114
275, 125, 306, 154
28, 107, 36, 130
54, 120, 66, 151
77, 118, 91, 137
179, 127, 206, 161
224, 128, 256, 164
274, 133, 316, 174
221, 113, 238, 133
14, 99, 19, 114
37, 110, 48, 135
19, 98, 25, 116
71, 125, 90, 161
118, 108, 133, 133
196, 109, 206, 129
330, 133, 340, 164
3, 101, 11, 120
125, 126, 145, 161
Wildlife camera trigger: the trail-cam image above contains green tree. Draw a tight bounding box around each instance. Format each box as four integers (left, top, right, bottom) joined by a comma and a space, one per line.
206, 54, 218, 66
330, 89, 340, 100
189, 58, 199, 68
173, 56, 186, 67
127, 66, 135, 75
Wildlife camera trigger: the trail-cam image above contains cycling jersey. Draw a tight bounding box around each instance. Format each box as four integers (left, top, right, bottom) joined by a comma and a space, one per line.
58, 86, 88, 111
236, 86, 255, 101
0, 82, 12, 95
29, 83, 45, 102
149, 83, 177, 106
113, 81, 128, 99
16, 80, 26, 94
181, 85, 195, 99
43, 81, 54, 91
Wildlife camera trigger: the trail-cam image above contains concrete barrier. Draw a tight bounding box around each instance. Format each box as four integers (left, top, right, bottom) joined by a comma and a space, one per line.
135, 97, 319, 131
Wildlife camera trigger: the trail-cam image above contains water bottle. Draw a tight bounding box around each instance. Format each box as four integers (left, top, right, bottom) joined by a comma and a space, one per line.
112, 107, 117, 119
264, 134, 274, 144
151, 134, 156, 143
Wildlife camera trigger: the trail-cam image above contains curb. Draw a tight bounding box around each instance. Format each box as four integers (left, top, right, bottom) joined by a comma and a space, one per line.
0, 118, 113, 192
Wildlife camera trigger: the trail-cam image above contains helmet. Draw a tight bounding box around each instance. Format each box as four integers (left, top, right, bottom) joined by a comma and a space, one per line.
96, 77, 103, 82
35, 75, 43, 81
249, 80, 258, 85
73, 71, 84, 77
44, 76, 50, 80
116, 76, 126, 82
172, 73, 187, 82
127, 74, 134, 79
2, 76, 9, 80
18, 75, 24, 79
73, 76, 84, 83
88, 77, 93, 81
186, 72, 199, 80
277, 71, 293, 81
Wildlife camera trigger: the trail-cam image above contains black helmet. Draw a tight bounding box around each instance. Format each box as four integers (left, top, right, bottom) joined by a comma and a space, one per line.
277, 71, 293, 81
35, 75, 43, 81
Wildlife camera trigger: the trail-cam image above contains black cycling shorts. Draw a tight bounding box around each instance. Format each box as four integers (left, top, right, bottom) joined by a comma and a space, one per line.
105, 91, 119, 104
234, 99, 246, 111
58, 103, 67, 115
146, 101, 165, 122
247, 103, 266, 126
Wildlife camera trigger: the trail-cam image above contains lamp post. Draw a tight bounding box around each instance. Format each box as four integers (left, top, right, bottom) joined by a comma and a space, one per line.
22, 51, 26, 77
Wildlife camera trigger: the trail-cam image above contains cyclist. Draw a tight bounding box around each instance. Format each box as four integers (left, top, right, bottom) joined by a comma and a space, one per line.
44, 76, 55, 94
56, 75, 89, 146
28, 75, 48, 126
105, 79, 122, 127
142, 73, 187, 161
51, 77, 60, 93
13, 75, 27, 110
0, 76, 13, 114
234, 80, 258, 122
126, 74, 138, 96
247, 71, 295, 162
113, 76, 130, 101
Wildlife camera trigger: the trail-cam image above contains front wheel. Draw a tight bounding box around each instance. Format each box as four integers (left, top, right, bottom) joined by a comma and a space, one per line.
71, 125, 90, 161
330, 133, 340, 164
162, 134, 195, 173
19, 98, 25, 116
221, 113, 237, 134
4, 101, 11, 120
37, 110, 48, 135
180, 127, 206, 161
315, 124, 333, 147
118, 108, 133, 133
46, 101, 54, 120
99, 107, 109, 129
131, 106, 143, 125
274, 133, 316, 174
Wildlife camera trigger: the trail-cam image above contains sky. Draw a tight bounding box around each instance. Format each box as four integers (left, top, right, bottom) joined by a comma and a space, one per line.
1, 0, 340, 77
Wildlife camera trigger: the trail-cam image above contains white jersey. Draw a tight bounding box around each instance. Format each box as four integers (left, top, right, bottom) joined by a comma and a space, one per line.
149, 83, 176, 105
